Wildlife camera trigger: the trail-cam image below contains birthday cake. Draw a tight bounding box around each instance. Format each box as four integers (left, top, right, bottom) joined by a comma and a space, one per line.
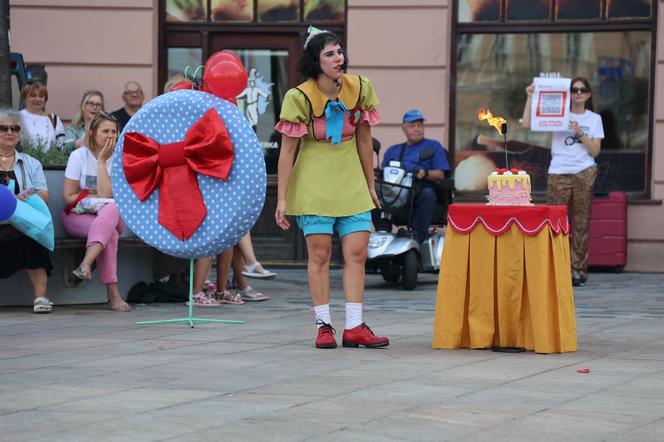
487, 168, 533, 206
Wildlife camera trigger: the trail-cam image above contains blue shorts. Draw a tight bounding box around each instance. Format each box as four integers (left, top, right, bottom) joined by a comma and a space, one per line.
296, 211, 372, 237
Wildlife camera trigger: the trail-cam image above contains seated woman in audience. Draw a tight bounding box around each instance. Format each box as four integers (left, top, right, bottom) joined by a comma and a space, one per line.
63, 90, 105, 153
19, 80, 65, 151
62, 112, 131, 312
0, 108, 53, 313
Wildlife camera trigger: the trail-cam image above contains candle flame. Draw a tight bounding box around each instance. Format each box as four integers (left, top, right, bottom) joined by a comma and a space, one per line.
477, 107, 507, 135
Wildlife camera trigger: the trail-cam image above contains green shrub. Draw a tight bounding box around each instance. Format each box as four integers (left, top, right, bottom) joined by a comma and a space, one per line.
21, 146, 69, 167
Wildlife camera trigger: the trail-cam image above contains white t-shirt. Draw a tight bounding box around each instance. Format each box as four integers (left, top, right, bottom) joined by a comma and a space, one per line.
549, 110, 604, 174
19, 109, 65, 151
64, 146, 112, 194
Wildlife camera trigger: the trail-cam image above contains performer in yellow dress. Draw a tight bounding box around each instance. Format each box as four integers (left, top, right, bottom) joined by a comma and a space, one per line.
275, 26, 389, 349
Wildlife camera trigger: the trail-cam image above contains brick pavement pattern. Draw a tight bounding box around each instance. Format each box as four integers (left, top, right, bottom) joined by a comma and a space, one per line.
1, 270, 663, 441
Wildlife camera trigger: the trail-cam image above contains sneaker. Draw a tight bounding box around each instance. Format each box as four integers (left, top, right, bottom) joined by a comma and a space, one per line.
572, 270, 586, 287
315, 321, 337, 349
237, 286, 269, 302
342, 323, 389, 348
242, 262, 277, 279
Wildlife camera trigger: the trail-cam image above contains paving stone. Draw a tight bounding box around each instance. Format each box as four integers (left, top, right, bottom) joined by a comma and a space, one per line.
0, 270, 662, 441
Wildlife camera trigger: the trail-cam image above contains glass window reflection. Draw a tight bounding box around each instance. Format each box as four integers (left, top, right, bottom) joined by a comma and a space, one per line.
556, 0, 600, 20
507, 0, 550, 21
231, 49, 289, 174
607, 0, 651, 19
455, 31, 651, 194
166, 48, 203, 83
165, 0, 207, 22
258, 0, 299, 22
458, 0, 502, 23
211, 0, 253, 21
304, 0, 344, 22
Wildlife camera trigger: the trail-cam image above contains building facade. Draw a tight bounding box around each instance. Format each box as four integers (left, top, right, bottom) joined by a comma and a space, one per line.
9, 0, 664, 271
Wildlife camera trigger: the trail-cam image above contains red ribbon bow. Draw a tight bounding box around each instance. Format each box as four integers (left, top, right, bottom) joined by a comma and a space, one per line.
123, 109, 234, 240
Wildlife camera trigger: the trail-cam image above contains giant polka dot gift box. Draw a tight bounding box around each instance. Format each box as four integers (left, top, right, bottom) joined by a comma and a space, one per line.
111, 90, 266, 259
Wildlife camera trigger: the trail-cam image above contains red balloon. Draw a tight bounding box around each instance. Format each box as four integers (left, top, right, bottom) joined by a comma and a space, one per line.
206, 50, 244, 70
169, 80, 193, 92
203, 59, 248, 102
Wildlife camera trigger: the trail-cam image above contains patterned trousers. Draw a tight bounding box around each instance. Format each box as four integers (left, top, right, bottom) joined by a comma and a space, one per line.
547, 166, 598, 279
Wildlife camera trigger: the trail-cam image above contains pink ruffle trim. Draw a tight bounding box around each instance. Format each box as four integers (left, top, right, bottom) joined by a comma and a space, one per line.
360, 108, 381, 126
275, 120, 308, 137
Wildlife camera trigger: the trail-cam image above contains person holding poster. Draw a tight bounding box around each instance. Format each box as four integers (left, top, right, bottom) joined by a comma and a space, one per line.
522, 77, 604, 287
275, 26, 389, 349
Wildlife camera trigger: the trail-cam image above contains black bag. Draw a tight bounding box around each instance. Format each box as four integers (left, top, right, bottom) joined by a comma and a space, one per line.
127, 281, 189, 303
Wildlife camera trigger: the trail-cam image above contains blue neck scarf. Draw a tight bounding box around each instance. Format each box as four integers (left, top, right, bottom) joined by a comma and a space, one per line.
324, 101, 350, 144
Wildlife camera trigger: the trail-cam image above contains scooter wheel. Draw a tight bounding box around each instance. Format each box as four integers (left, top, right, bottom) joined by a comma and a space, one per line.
382, 271, 400, 283
401, 249, 418, 290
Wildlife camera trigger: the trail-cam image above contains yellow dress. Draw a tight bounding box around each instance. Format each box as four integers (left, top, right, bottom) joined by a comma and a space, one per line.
275, 74, 381, 217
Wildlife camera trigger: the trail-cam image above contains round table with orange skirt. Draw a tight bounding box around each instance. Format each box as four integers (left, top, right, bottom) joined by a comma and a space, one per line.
432, 204, 577, 354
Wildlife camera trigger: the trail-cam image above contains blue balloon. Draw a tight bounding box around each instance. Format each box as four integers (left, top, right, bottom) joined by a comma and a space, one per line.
9, 195, 54, 251
0, 185, 17, 222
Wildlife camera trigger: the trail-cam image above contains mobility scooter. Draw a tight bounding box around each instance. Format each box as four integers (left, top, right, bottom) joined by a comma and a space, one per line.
366, 139, 454, 290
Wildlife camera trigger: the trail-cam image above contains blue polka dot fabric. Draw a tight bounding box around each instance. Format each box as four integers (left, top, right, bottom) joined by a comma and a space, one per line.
111, 90, 266, 259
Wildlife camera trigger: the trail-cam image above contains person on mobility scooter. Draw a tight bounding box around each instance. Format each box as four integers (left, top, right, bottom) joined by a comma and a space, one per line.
367, 109, 454, 290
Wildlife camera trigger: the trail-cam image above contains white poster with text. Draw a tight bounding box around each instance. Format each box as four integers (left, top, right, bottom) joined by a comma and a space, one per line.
530, 76, 571, 131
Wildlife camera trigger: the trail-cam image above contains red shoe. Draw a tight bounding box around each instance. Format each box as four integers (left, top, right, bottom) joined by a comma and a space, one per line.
342, 323, 389, 348
315, 322, 337, 349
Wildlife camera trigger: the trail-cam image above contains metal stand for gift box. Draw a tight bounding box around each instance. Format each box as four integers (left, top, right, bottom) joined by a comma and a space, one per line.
136, 259, 244, 328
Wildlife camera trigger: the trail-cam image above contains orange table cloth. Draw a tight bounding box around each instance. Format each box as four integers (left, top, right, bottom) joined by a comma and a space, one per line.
432, 204, 577, 353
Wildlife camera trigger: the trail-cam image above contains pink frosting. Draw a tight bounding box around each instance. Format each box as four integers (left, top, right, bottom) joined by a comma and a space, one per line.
274, 120, 308, 138
487, 181, 533, 206
360, 108, 381, 126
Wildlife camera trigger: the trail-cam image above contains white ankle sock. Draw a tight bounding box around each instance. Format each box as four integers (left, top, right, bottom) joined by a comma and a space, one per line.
313, 304, 331, 327
345, 302, 363, 329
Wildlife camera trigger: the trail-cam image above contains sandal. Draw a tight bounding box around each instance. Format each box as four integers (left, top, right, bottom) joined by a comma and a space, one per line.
186, 292, 222, 307
241, 262, 277, 280
33, 297, 53, 314
237, 286, 269, 302
217, 290, 244, 305
203, 280, 217, 293
72, 265, 92, 281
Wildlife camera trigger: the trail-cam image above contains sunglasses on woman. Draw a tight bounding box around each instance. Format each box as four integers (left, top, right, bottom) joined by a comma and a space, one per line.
571, 87, 590, 94
97, 111, 118, 122
0, 125, 21, 133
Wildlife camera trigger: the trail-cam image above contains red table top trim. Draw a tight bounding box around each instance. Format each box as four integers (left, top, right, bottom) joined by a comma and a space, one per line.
447, 204, 569, 236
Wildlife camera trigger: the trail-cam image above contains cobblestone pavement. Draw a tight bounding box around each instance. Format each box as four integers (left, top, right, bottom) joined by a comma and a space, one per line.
0, 270, 663, 441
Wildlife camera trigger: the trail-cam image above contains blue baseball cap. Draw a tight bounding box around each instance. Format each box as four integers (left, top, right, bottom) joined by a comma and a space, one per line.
402, 109, 426, 123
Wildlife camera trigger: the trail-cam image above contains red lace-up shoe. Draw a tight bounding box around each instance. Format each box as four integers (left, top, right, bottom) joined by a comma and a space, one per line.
342, 323, 389, 348
315, 321, 337, 349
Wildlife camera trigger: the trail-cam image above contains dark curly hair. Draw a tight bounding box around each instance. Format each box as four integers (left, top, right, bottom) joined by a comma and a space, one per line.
297, 32, 348, 80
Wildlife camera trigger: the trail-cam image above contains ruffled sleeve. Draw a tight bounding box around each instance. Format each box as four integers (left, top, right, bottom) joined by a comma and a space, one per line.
359, 77, 381, 126
275, 88, 310, 137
